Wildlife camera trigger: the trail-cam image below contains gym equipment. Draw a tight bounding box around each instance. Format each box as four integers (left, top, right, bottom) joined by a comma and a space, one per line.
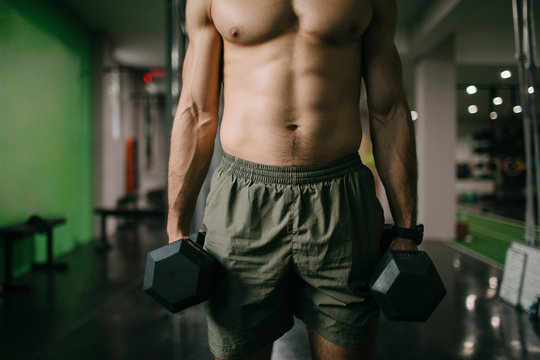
456, 214, 469, 241
26, 215, 48, 229
0, 216, 67, 295
370, 225, 447, 322
94, 207, 166, 252
502, 157, 526, 177
513, 0, 540, 246
143, 231, 216, 313
483, 158, 501, 178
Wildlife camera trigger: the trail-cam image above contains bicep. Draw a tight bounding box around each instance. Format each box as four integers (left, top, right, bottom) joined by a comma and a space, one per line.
179, 0, 222, 114
361, 0, 405, 118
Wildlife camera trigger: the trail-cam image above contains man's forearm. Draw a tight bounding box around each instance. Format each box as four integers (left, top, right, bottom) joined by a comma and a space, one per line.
167, 106, 217, 242
371, 102, 418, 229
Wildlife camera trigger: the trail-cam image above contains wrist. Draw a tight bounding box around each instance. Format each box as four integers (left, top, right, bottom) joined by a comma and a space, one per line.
394, 218, 417, 229
392, 224, 424, 245
166, 226, 190, 243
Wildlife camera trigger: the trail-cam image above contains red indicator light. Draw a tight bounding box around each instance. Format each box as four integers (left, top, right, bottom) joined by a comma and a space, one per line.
143, 73, 152, 83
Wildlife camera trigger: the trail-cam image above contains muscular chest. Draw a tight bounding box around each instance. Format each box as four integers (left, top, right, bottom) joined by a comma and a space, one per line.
211, 0, 373, 45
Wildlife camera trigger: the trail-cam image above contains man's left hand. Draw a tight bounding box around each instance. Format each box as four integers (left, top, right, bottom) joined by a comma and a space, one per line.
390, 237, 418, 251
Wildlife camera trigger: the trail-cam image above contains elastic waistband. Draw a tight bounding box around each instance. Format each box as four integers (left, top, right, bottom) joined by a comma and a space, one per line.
218, 152, 365, 185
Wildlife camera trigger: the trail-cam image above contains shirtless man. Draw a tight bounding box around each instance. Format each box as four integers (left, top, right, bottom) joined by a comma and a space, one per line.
167, 0, 418, 359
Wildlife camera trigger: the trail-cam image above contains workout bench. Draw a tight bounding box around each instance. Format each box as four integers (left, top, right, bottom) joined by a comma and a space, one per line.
93, 207, 166, 252
0, 216, 67, 295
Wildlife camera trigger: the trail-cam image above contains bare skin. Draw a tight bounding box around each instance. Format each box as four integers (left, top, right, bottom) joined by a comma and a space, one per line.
309, 329, 375, 360
167, 0, 418, 358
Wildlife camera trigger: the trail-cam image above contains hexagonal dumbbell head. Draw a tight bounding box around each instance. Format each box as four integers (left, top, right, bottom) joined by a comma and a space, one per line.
143, 237, 216, 313
369, 250, 446, 322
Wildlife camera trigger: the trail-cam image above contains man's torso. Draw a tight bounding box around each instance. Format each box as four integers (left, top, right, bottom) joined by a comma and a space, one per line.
212, 0, 374, 165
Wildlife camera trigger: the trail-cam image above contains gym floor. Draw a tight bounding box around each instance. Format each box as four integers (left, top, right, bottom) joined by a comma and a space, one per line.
1, 218, 539, 360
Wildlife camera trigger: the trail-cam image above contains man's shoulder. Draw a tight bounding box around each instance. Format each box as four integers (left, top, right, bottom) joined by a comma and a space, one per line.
187, 0, 214, 26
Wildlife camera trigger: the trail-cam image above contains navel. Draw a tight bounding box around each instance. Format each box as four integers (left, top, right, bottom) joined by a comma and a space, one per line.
286, 124, 298, 131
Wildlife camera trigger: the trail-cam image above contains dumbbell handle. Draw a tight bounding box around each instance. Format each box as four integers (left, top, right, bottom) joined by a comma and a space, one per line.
187, 231, 206, 247
380, 225, 394, 254
176, 231, 207, 248
195, 231, 206, 247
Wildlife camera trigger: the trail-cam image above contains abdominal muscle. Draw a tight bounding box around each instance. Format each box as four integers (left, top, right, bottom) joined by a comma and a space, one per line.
219, 33, 365, 166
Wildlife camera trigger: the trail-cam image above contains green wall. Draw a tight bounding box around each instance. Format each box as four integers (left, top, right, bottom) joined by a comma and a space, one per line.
0, 0, 93, 278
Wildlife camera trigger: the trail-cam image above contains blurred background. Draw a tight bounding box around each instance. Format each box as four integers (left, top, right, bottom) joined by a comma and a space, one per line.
1, 0, 538, 268
1, 0, 540, 359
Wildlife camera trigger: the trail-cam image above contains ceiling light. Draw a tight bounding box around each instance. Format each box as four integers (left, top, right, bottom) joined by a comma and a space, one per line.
468, 105, 478, 114
493, 97, 503, 105
513, 105, 523, 113
490, 111, 498, 120
461, 339, 475, 356
466, 85, 478, 95
466, 294, 477, 311
487, 288, 497, 299
411, 111, 418, 121
500, 70, 512, 79
491, 316, 501, 328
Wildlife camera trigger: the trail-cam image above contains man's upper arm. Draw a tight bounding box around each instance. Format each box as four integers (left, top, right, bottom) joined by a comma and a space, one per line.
362, 0, 406, 119
180, 0, 222, 115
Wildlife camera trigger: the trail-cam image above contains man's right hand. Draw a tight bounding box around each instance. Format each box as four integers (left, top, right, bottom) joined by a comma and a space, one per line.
167, 227, 190, 243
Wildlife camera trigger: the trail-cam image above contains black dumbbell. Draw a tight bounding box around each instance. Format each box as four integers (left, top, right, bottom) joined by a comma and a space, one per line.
369, 225, 447, 322
143, 231, 216, 313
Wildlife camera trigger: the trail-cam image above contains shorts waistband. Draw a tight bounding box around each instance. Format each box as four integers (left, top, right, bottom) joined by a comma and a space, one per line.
218, 152, 365, 185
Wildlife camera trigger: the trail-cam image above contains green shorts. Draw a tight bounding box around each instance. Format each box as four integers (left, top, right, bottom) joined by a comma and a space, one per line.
202, 152, 384, 359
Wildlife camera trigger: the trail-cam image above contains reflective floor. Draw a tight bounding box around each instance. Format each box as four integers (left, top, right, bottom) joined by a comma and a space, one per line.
1, 219, 539, 360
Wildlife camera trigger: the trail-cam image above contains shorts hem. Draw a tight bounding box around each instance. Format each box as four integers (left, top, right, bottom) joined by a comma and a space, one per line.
296, 312, 378, 350
208, 319, 294, 359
